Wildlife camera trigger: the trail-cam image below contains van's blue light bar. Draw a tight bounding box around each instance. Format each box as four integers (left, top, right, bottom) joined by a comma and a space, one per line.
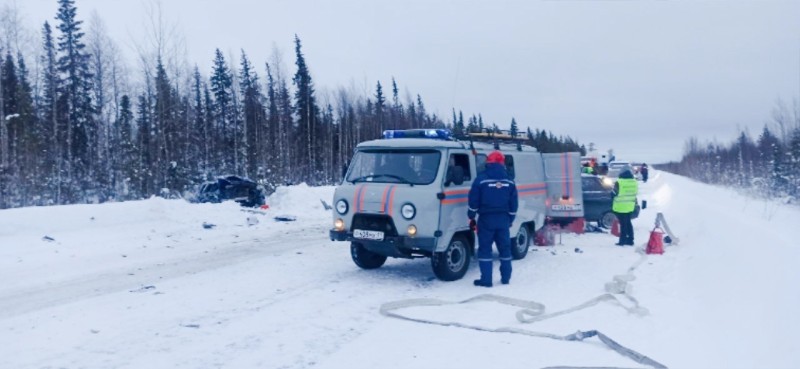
382, 129, 452, 140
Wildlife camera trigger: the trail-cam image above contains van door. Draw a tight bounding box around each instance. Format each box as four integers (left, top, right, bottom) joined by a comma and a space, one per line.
542, 152, 584, 219
438, 151, 474, 250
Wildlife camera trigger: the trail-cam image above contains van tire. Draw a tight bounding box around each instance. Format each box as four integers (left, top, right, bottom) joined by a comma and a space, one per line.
512, 224, 531, 260
600, 211, 617, 229
351, 242, 387, 269
432, 235, 471, 281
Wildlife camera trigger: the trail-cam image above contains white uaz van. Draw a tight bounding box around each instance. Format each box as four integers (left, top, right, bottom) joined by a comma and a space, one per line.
329, 129, 583, 281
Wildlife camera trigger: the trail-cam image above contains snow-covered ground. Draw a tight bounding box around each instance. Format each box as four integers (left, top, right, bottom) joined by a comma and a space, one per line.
1, 172, 798, 369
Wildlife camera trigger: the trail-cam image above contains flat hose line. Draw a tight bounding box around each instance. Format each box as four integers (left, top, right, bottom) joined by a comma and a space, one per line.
379, 248, 668, 369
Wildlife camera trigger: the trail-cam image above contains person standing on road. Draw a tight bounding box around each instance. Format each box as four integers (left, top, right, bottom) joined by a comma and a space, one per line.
640, 163, 649, 183
468, 151, 518, 287
612, 169, 638, 246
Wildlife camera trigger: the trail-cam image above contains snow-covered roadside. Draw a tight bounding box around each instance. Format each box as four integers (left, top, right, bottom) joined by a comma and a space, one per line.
0, 173, 798, 369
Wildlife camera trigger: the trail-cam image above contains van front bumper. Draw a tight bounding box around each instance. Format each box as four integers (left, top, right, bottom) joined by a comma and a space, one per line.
329, 229, 437, 258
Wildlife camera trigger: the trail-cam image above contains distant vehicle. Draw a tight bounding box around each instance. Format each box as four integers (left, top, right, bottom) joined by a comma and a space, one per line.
581, 174, 640, 228
606, 161, 642, 181
197, 176, 266, 207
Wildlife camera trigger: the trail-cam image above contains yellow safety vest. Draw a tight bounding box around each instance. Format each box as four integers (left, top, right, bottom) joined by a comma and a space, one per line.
613, 178, 638, 213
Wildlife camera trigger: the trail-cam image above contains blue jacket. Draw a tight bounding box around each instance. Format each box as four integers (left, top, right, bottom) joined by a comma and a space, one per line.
468, 163, 519, 223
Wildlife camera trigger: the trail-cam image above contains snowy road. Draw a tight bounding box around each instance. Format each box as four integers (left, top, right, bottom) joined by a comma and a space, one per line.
1, 174, 799, 369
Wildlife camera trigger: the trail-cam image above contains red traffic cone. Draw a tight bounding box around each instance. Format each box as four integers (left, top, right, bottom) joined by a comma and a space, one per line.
646, 228, 665, 255
611, 218, 620, 237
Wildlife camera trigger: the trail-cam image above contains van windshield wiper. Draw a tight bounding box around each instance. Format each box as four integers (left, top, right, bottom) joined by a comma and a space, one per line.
350, 174, 415, 186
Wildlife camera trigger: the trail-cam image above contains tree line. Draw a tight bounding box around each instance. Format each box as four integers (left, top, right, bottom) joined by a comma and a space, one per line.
0, 0, 582, 209
657, 100, 800, 202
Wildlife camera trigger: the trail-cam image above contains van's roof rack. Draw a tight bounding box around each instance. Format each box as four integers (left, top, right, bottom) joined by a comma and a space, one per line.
455, 129, 526, 151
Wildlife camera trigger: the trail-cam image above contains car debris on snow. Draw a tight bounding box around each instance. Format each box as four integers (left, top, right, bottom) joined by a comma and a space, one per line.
129, 285, 156, 293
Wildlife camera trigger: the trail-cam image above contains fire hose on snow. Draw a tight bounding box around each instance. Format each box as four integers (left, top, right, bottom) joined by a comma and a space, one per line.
379, 247, 668, 369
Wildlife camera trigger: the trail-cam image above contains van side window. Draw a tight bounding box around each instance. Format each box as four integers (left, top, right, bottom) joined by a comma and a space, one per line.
450, 154, 472, 180
445, 154, 472, 186
505, 155, 515, 180
476, 154, 487, 175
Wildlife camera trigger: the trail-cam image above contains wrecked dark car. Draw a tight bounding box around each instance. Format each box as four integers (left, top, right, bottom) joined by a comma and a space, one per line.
197, 176, 266, 207
581, 174, 640, 228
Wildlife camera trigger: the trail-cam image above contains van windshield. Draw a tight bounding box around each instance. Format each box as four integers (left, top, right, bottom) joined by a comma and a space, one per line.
347, 149, 441, 185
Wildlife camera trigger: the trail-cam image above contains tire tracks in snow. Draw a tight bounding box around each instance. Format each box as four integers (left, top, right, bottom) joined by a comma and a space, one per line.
0, 227, 327, 319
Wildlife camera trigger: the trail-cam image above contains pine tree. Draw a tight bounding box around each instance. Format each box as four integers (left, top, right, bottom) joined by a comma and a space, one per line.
153, 58, 179, 193
55, 0, 94, 202
416, 94, 426, 127
391, 77, 401, 129
510, 117, 518, 138
787, 128, 800, 198
40, 21, 61, 203
135, 93, 153, 195
0, 54, 18, 207
756, 126, 785, 195
277, 73, 293, 183
190, 67, 208, 179
115, 94, 135, 199
374, 81, 385, 133
0, 54, 6, 208
13, 53, 37, 205
292, 35, 319, 182
210, 49, 233, 173
466, 114, 477, 133
239, 50, 264, 179
265, 62, 281, 184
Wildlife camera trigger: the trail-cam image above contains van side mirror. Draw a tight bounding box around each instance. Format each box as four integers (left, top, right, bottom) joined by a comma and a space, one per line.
446, 166, 465, 186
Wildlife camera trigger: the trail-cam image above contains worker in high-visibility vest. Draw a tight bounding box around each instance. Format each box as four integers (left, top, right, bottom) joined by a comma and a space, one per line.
612, 169, 638, 246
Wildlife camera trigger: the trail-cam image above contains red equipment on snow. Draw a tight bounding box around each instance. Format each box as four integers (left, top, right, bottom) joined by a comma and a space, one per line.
611, 218, 620, 237
564, 218, 585, 234
646, 226, 665, 255
535, 224, 557, 246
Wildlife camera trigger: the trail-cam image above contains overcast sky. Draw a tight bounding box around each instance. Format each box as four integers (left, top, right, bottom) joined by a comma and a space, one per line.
7, 0, 800, 163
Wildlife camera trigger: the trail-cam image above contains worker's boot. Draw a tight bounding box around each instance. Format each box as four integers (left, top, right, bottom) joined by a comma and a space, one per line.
473, 261, 493, 287
500, 258, 512, 285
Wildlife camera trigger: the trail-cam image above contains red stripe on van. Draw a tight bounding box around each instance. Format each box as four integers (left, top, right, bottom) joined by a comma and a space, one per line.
387, 186, 397, 216
353, 185, 363, 213
359, 185, 367, 212
380, 186, 390, 213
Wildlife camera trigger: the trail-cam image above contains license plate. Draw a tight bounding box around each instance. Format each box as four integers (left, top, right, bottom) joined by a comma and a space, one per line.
353, 229, 385, 241
551, 204, 583, 211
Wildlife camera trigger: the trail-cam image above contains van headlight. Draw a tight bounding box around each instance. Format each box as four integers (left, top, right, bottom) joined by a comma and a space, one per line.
401, 203, 416, 220
334, 218, 345, 231
336, 200, 348, 215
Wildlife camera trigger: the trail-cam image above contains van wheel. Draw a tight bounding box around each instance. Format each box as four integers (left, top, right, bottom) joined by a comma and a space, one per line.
600, 212, 617, 229
431, 235, 471, 281
350, 242, 387, 269
512, 224, 530, 260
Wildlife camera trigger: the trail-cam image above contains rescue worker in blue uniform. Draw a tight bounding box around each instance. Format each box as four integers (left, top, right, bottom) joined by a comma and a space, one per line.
468, 151, 519, 287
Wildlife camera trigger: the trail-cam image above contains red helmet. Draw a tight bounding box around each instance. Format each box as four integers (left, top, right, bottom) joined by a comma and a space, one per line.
486, 150, 505, 165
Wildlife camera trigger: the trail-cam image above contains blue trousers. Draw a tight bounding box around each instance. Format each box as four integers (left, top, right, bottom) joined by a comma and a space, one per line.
476, 216, 512, 283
